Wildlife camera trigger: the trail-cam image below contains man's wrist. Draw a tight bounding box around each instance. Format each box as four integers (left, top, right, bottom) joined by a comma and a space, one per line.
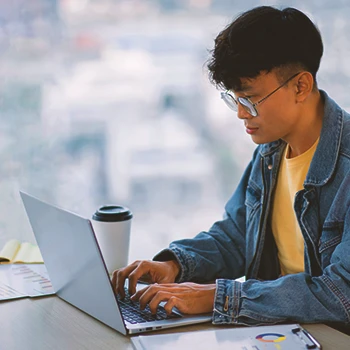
166, 260, 180, 281
153, 247, 186, 282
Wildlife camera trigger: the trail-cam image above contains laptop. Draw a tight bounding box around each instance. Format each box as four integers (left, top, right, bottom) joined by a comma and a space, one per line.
20, 191, 211, 335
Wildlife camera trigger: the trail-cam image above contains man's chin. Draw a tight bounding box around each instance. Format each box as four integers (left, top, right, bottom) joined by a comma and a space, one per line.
249, 134, 277, 145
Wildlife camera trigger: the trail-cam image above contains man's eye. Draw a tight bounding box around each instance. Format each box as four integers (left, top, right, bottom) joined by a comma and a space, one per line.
237, 94, 252, 99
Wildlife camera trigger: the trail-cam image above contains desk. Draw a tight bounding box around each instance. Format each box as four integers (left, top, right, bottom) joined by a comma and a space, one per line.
0, 296, 349, 350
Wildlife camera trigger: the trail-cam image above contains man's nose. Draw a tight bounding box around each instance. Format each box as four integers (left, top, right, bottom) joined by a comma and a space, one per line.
236, 104, 253, 120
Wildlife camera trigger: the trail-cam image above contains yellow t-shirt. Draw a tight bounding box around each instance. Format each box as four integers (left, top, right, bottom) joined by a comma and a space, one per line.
271, 138, 319, 275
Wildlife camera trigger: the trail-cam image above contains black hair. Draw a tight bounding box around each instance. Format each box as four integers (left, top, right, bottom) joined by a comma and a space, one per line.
207, 6, 324, 91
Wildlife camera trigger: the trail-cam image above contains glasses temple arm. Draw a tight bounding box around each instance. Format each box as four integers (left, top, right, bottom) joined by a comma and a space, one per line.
253, 72, 301, 107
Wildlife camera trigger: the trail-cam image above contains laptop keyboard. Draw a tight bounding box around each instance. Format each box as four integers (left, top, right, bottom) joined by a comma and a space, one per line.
117, 288, 181, 324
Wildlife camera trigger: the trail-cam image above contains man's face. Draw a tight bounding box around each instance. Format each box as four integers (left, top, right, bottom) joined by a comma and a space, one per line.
233, 71, 300, 144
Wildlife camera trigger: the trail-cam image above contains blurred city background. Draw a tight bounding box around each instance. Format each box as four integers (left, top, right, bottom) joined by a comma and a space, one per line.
0, 0, 349, 262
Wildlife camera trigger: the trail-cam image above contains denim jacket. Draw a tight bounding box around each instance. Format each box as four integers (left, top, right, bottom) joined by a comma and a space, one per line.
154, 90, 350, 327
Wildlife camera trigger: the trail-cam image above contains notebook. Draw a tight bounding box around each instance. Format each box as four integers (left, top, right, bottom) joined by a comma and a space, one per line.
20, 191, 211, 335
0, 239, 43, 264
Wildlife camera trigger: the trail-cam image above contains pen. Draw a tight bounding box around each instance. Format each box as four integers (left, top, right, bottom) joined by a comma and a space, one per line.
292, 327, 322, 349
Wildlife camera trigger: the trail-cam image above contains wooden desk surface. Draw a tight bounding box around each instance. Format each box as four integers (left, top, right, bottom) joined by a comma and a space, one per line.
0, 296, 349, 350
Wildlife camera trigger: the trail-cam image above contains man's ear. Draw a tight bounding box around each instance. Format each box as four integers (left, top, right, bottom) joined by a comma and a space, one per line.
295, 72, 314, 102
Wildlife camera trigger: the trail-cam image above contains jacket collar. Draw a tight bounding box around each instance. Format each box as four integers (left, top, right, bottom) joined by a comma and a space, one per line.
259, 90, 344, 186
305, 90, 343, 186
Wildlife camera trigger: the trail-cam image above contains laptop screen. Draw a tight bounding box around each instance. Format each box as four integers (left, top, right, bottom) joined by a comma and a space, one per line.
20, 191, 127, 335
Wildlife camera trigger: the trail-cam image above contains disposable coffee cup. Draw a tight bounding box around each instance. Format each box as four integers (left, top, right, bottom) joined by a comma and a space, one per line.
91, 205, 133, 274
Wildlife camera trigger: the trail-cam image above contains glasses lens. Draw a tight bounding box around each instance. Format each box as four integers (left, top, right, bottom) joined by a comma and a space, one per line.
221, 92, 238, 111
237, 97, 258, 117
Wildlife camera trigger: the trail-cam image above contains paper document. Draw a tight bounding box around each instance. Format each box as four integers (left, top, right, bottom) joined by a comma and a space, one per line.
0, 264, 54, 301
131, 324, 321, 350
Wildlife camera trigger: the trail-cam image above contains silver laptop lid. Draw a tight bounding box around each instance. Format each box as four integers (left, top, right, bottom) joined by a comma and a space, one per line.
20, 191, 127, 335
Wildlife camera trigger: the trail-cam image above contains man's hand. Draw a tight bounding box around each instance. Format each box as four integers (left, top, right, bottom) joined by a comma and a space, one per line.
131, 282, 216, 315
111, 260, 180, 298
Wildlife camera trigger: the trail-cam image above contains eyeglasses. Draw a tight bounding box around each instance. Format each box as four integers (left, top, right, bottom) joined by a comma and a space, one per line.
220, 72, 301, 117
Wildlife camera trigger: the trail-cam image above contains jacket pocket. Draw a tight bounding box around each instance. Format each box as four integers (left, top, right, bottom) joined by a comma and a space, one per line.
245, 182, 262, 222
318, 222, 343, 268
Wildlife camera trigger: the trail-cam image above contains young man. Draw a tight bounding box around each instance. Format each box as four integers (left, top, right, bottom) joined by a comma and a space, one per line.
112, 6, 350, 330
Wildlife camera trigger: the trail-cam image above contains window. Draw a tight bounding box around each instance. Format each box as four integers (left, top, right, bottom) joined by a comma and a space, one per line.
0, 1, 349, 261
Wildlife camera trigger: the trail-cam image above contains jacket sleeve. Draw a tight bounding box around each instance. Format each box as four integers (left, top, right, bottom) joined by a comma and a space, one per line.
153, 154, 257, 283
213, 193, 350, 326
